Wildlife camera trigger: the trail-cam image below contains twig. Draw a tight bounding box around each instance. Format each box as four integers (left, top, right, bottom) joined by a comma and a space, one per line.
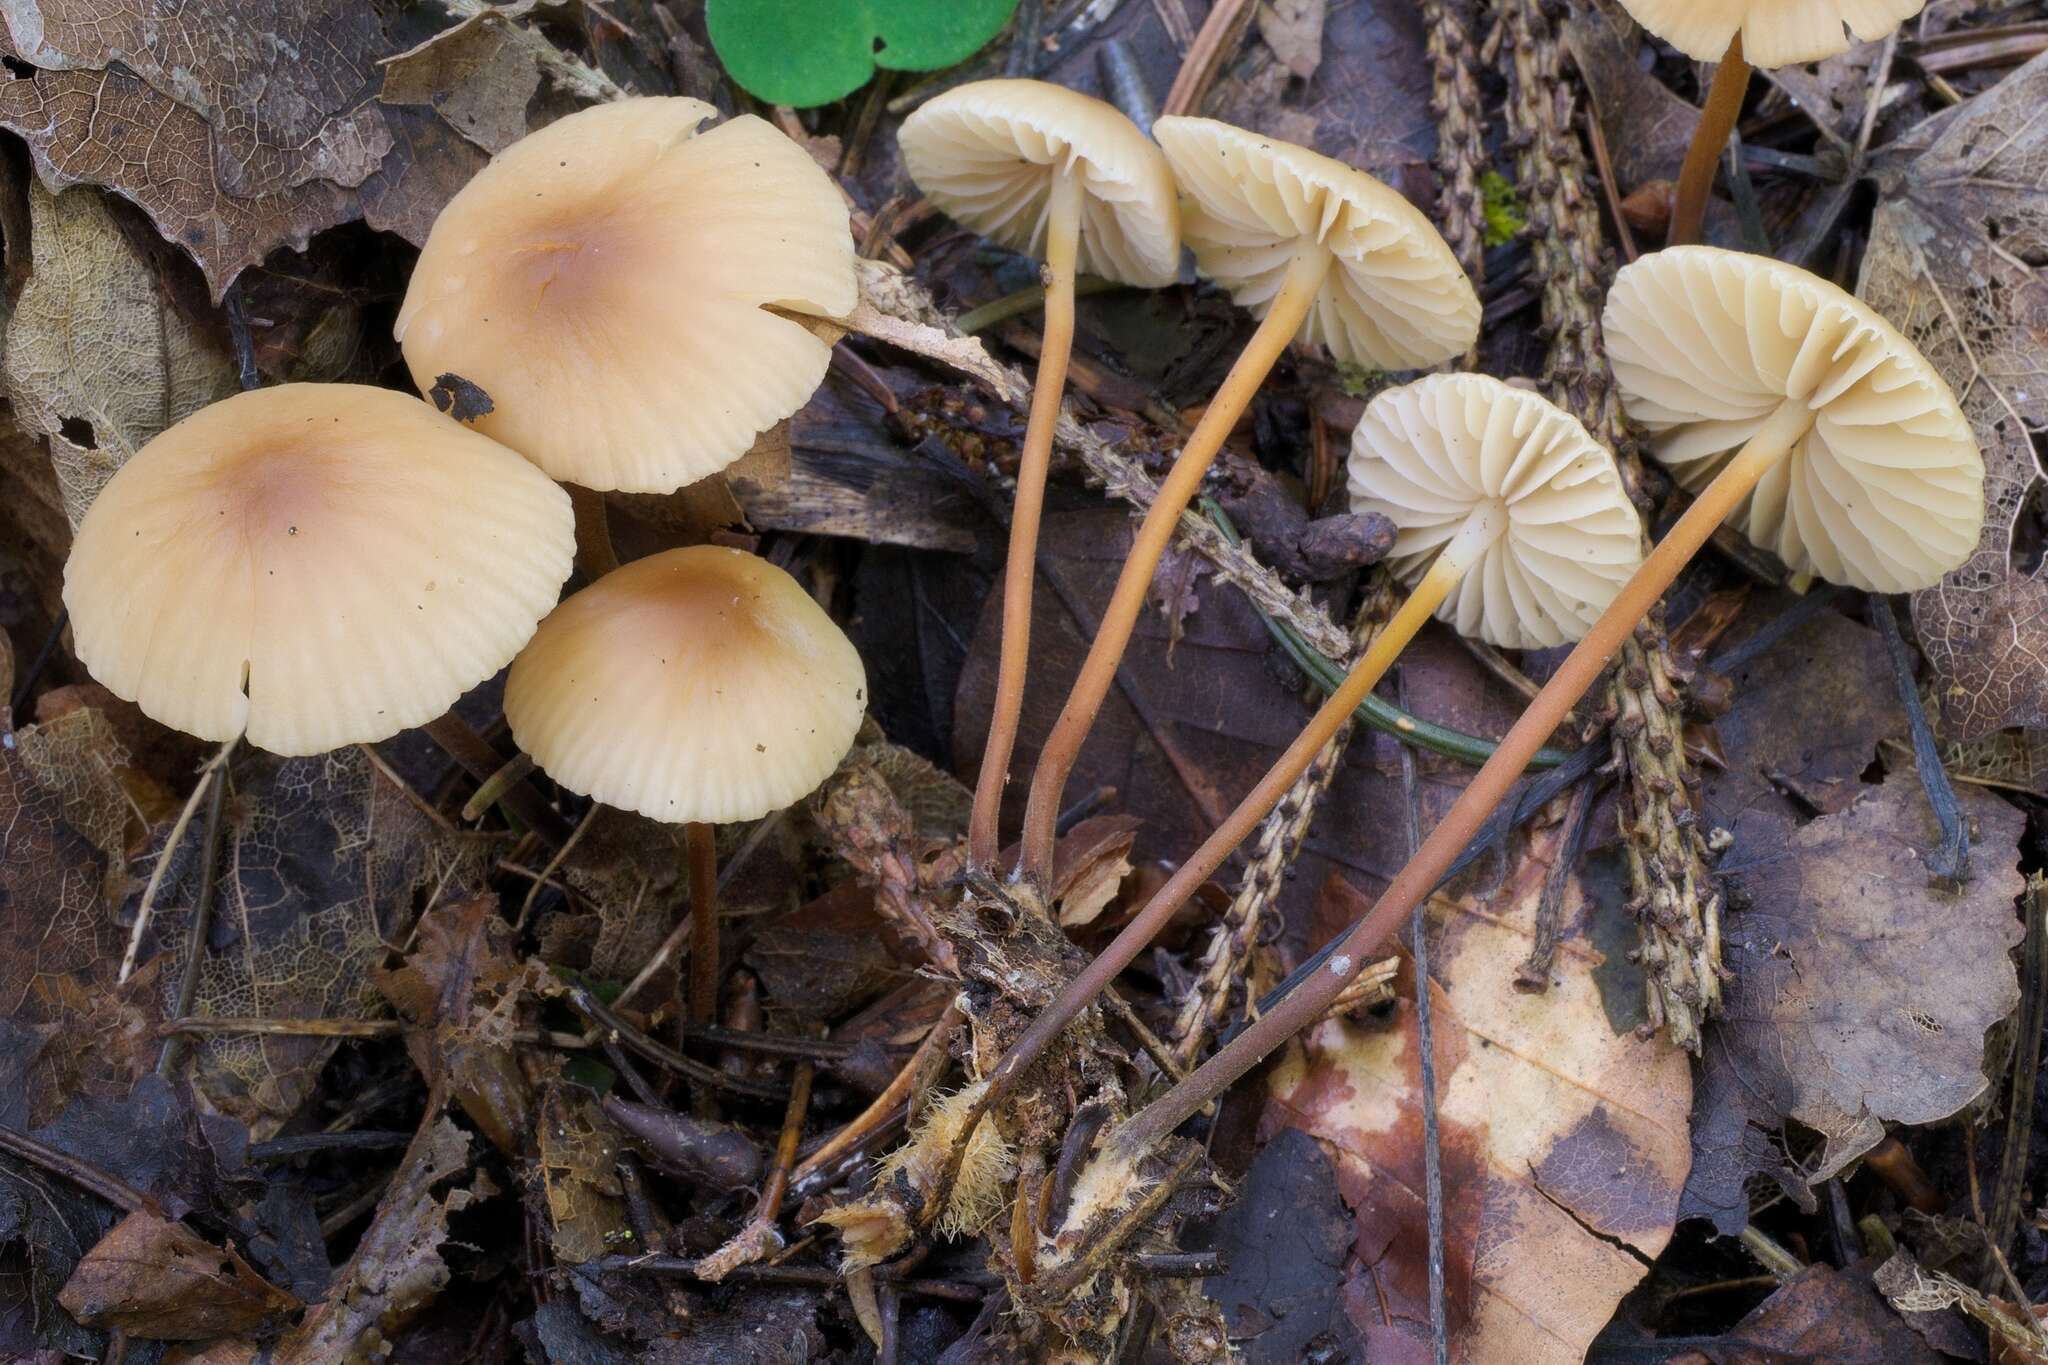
563, 986, 786, 1101
120, 739, 235, 984
7, 606, 67, 717
1514, 776, 1596, 991
695, 1034, 818, 1281
1398, 672, 1450, 1365
1873, 598, 1968, 880
585, 1254, 985, 1301
1161, 0, 1257, 116
517, 804, 598, 928
0, 1123, 155, 1213
157, 762, 232, 1078
792, 1003, 962, 1192
1985, 879, 2047, 1283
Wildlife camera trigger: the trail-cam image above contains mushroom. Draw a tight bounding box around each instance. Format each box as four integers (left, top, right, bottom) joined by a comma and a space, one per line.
62, 383, 574, 756
1014, 117, 1480, 880
899, 79, 1179, 872
974, 374, 1640, 1120
395, 97, 858, 566
1087, 245, 1984, 1164
1622, 0, 1928, 243
504, 544, 866, 1040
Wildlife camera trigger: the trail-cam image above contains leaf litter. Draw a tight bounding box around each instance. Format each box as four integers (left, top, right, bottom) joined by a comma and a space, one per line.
0, 0, 2045, 1360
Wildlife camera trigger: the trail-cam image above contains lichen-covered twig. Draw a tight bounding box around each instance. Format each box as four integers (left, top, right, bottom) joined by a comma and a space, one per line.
1497, 0, 1721, 1050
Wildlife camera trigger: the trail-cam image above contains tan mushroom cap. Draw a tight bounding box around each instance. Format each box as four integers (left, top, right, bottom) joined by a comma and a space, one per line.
1619, 0, 1925, 66
899, 80, 1180, 287
1348, 374, 1644, 649
395, 97, 857, 494
1603, 246, 1982, 593
505, 546, 867, 825
1152, 117, 1479, 371
62, 384, 574, 756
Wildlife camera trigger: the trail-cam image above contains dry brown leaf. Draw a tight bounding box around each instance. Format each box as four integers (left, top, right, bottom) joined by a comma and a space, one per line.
1672, 1262, 1948, 1365
1259, 0, 1327, 81
1263, 820, 1692, 1363
58, 1210, 299, 1340
1565, 0, 1702, 191
380, 17, 546, 155
1860, 51, 2048, 739
535, 1078, 627, 1265
2, 182, 237, 526
1683, 772, 2024, 1233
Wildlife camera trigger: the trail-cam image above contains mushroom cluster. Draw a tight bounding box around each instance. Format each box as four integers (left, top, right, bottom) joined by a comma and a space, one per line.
61, 97, 869, 1043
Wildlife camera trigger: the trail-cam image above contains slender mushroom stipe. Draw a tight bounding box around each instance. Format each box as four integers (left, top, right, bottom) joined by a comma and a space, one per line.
1620, 0, 1928, 244
898, 80, 1179, 872
979, 375, 1641, 1114
1015, 116, 1481, 881
1093, 245, 1982, 1164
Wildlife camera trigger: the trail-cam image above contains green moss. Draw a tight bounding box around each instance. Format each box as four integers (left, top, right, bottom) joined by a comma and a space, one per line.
1480, 170, 1526, 248
1334, 362, 1387, 399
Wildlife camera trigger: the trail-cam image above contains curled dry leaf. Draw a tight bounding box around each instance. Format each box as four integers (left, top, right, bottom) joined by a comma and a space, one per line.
380, 15, 547, 156
1683, 772, 2024, 1233
1263, 820, 1691, 1363
58, 1210, 299, 1340
1670, 1262, 1948, 1365
1860, 50, 2048, 739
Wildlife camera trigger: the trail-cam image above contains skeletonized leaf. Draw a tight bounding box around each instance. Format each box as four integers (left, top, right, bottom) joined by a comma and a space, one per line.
1860, 52, 2048, 738
2, 182, 237, 527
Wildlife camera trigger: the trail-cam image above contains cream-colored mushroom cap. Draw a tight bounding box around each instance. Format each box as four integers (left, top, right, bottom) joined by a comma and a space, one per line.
1618, 0, 1925, 67
1348, 374, 1644, 649
899, 80, 1180, 287
1603, 246, 1982, 593
505, 546, 867, 824
62, 384, 574, 755
395, 97, 856, 494
1152, 117, 1479, 371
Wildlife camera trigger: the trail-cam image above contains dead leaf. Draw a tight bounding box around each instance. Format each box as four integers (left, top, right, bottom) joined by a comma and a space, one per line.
747, 880, 914, 1020
376, 898, 536, 1156
535, 1078, 627, 1265
1566, 0, 1702, 191
1259, 0, 1327, 81
154, 747, 495, 1132
1670, 1262, 1946, 1365
1, 182, 238, 526
1264, 820, 1692, 1363
1203, 1127, 1359, 1361
381, 17, 546, 155
59, 1210, 299, 1340
1049, 814, 1141, 928
1682, 772, 2023, 1234
273, 1114, 482, 1365
1860, 51, 2048, 739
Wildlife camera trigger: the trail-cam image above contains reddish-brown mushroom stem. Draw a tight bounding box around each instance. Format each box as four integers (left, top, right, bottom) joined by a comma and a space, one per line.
568, 484, 621, 581
982, 503, 1504, 1103
685, 820, 720, 1113
968, 173, 1083, 870
1016, 239, 1334, 881
1101, 399, 1811, 1161
1669, 34, 1750, 246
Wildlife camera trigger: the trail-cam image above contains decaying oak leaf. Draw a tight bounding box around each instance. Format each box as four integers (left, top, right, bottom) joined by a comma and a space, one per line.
1683, 772, 2024, 1234
150, 747, 495, 1133
1861, 51, 2048, 739
1263, 820, 1692, 1363
2, 182, 237, 528
59, 1210, 299, 1340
